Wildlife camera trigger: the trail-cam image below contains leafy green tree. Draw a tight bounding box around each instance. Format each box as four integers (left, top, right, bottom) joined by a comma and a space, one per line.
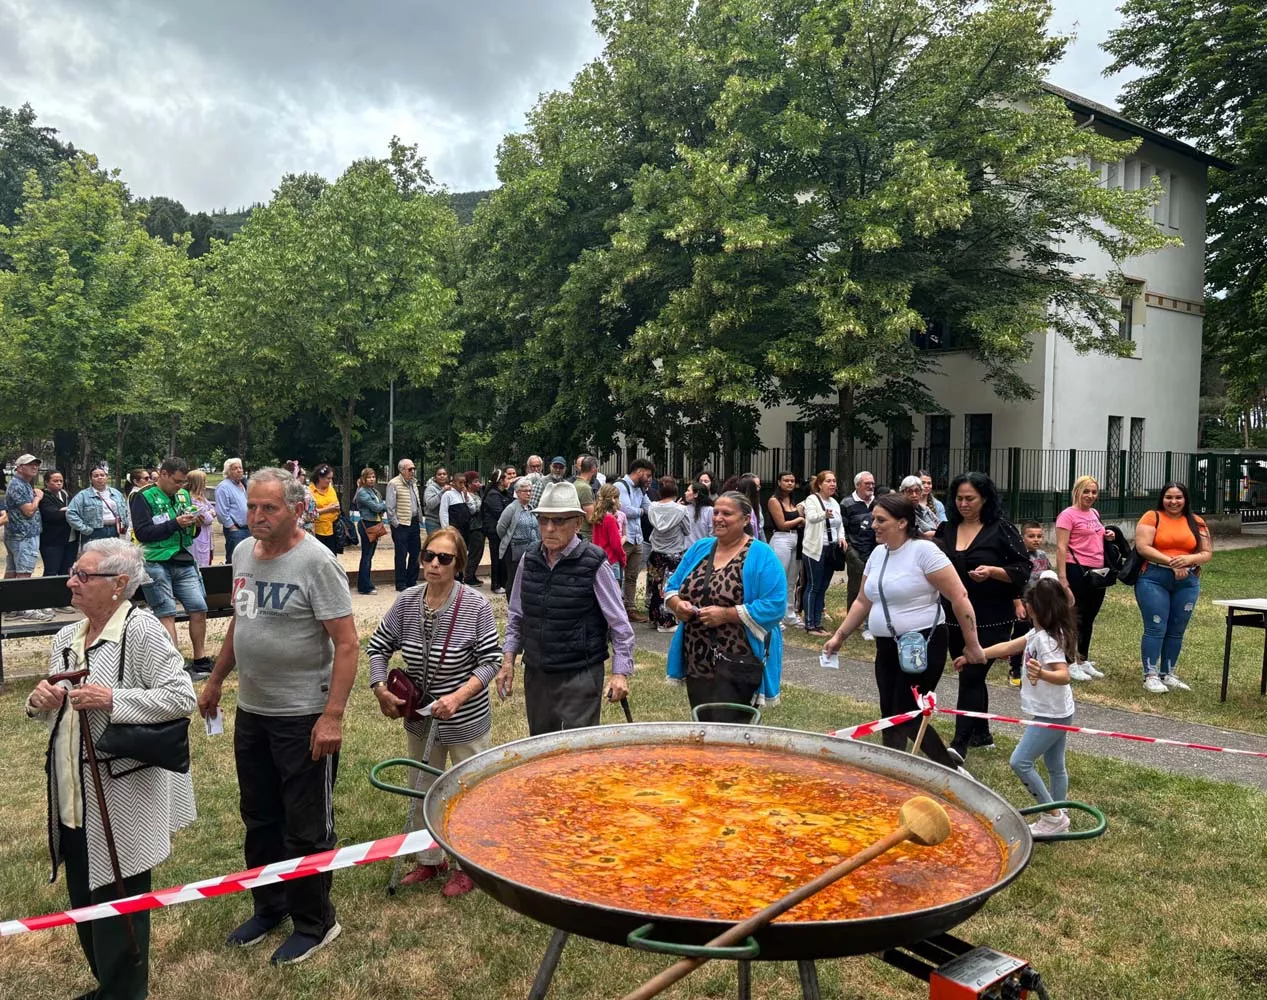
0, 104, 78, 267
201, 142, 460, 498
597, 0, 1175, 471
0, 154, 194, 485
1105, 0, 1266, 445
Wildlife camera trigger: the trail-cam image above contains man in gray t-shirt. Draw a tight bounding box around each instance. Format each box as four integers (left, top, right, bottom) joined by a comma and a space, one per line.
198, 468, 357, 966
231, 536, 353, 716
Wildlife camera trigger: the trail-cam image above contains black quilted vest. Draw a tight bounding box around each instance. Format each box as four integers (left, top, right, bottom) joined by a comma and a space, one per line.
519, 541, 610, 673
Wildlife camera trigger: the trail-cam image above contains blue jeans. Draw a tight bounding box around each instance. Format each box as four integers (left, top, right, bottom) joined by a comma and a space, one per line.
224, 527, 251, 562
1010, 713, 1072, 807
357, 521, 380, 593
801, 552, 835, 630
1134, 565, 1200, 677
141, 560, 208, 618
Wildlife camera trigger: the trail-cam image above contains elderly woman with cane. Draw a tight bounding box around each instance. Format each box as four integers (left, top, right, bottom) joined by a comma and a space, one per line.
25, 538, 196, 1000
367, 527, 502, 898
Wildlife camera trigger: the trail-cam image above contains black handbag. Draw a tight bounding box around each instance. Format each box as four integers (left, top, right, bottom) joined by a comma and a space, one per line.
84, 609, 191, 776
815, 496, 848, 572
1116, 512, 1156, 587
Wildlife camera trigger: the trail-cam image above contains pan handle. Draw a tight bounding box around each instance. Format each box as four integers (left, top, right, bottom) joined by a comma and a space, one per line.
626, 922, 760, 960
369, 757, 443, 801
690, 703, 762, 725
1019, 800, 1107, 842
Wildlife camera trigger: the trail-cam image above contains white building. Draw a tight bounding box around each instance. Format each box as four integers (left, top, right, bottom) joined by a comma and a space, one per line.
754, 85, 1229, 491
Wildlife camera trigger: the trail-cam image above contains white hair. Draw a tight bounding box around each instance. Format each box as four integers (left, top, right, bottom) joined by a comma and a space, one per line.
250, 466, 308, 507
81, 539, 150, 598
855, 470, 874, 487
900, 475, 923, 491
514, 477, 534, 492
398, 458, 414, 473
222, 457, 243, 476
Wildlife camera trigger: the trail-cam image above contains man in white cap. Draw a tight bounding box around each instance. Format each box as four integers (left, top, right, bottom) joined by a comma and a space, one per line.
497, 480, 634, 734
4, 454, 54, 621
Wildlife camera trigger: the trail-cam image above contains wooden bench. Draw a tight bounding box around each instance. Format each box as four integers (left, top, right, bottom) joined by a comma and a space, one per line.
0, 564, 235, 686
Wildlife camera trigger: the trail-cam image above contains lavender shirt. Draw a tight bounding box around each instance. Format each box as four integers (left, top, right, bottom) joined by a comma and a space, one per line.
504, 535, 635, 675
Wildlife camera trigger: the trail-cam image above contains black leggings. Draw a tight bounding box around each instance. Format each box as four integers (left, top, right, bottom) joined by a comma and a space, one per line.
1066, 564, 1107, 661
948, 623, 1014, 752
873, 625, 956, 769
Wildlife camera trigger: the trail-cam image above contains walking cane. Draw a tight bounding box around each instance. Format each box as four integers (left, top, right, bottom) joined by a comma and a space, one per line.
51, 667, 141, 964
386, 716, 439, 896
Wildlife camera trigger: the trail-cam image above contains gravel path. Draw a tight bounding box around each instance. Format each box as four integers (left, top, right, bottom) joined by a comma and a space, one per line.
633, 626, 1267, 791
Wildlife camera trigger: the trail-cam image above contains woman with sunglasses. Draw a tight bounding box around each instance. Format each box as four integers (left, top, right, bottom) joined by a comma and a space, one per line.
367, 527, 501, 897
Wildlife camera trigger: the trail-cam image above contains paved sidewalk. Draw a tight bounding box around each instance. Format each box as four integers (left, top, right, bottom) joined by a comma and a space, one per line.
633, 625, 1267, 792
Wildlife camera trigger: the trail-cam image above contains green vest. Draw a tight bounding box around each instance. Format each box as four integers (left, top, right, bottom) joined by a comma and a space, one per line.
138, 484, 198, 562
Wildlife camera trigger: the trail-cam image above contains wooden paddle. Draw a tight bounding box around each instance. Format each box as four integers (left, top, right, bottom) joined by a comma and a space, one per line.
620, 796, 951, 1000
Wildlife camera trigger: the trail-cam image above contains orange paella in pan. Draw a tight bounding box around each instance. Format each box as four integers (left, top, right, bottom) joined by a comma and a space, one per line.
447, 743, 1005, 923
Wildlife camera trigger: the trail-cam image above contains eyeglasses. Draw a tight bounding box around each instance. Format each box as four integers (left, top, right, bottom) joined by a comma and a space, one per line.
538, 517, 577, 528
68, 567, 118, 582
421, 549, 457, 566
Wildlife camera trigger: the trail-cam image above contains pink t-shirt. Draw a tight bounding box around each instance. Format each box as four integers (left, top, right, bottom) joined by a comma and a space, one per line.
1056, 506, 1105, 568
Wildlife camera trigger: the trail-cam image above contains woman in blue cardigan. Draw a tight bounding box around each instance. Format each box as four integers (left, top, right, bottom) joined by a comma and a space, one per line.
663, 491, 786, 718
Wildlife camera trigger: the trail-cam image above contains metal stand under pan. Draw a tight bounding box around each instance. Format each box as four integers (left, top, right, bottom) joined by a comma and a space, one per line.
526, 928, 1047, 1000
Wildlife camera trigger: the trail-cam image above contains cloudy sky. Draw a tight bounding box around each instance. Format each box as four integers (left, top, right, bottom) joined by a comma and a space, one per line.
1, 0, 1137, 212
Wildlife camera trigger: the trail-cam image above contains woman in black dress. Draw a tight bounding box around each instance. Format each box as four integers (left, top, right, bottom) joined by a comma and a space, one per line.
934, 471, 1030, 764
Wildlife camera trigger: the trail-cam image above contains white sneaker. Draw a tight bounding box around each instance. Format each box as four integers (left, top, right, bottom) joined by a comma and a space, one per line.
1068, 664, 1091, 682
1081, 661, 1104, 679
655, 623, 678, 634
26, 608, 55, 622
1029, 810, 1070, 837
1143, 675, 1168, 694
1161, 674, 1191, 691
862, 629, 874, 642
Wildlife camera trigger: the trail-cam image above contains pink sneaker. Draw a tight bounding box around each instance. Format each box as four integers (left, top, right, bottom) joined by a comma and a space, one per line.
400, 862, 448, 886
441, 871, 477, 898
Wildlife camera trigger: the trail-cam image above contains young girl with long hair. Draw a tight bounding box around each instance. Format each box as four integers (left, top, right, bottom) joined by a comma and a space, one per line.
956, 572, 1077, 836
589, 483, 627, 583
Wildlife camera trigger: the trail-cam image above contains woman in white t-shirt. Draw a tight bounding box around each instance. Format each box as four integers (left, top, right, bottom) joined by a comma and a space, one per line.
956, 572, 1077, 837
823, 493, 984, 769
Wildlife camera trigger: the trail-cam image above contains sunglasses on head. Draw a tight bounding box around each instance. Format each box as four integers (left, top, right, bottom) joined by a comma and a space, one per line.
421, 549, 457, 566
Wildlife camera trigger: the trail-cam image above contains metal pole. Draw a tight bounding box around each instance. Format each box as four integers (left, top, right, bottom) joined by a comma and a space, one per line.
388, 379, 396, 476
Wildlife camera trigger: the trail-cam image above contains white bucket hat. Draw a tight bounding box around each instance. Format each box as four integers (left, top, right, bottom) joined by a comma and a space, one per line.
532, 481, 585, 516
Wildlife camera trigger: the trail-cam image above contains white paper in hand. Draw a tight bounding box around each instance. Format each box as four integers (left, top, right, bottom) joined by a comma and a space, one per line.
820, 651, 840, 670
205, 708, 224, 736
416, 700, 438, 718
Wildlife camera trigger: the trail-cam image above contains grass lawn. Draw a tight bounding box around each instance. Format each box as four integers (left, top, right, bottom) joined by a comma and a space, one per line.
3, 652, 1267, 999
785, 546, 1267, 735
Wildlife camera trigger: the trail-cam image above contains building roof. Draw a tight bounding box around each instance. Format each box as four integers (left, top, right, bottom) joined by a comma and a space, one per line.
1041, 83, 1235, 172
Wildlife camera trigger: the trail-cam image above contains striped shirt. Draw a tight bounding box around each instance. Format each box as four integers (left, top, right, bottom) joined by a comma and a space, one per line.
368, 583, 502, 744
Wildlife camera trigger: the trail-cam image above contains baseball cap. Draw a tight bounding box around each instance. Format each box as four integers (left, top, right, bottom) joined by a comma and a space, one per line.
550, 456, 566, 467
14, 453, 40, 467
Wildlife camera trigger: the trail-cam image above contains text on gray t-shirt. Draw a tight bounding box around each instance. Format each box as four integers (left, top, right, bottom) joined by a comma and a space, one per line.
231, 534, 354, 716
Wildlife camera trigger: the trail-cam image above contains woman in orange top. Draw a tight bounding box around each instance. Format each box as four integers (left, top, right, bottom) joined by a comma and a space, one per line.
1133, 482, 1212, 694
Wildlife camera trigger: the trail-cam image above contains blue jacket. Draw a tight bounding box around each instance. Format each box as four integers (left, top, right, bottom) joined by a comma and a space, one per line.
663, 536, 786, 702
66, 486, 130, 538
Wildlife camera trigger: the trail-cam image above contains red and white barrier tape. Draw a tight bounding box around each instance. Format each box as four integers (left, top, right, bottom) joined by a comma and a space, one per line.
0, 828, 436, 937
831, 687, 1267, 760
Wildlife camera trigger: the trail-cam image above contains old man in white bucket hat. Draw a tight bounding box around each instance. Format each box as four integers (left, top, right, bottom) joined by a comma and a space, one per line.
496, 480, 635, 734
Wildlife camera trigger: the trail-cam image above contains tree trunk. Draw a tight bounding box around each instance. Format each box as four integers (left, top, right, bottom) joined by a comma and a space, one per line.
115, 414, 130, 489
53, 429, 79, 489
339, 398, 356, 510
835, 385, 856, 485
237, 415, 251, 465
77, 428, 92, 490
1245, 406, 1252, 449
168, 412, 180, 457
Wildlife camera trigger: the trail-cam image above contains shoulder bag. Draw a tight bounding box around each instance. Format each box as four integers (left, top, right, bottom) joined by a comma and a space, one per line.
92, 609, 192, 776
699, 543, 767, 699
1066, 511, 1116, 589
386, 587, 465, 720
875, 547, 942, 675
1116, 511, 1157, 587
814, 496, 848, 573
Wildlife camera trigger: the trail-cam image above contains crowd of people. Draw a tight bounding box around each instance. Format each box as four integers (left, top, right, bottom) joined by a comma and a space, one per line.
5, 446, 1217, 999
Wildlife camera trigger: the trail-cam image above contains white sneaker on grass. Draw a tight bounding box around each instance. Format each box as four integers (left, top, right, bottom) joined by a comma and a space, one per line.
1161, 674, 1191, 691
1067, 663, 1091, 682
1143, 675, 1168, 694
1029, 810, 1070, 837
1081, 661, 1104, 679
